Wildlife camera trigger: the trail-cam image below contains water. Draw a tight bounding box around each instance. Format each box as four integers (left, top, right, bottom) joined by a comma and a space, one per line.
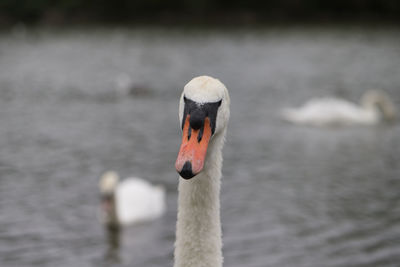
0, 26, 400, 267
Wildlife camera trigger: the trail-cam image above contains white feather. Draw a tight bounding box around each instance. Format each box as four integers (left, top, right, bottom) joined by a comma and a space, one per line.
116, 177, 166, 225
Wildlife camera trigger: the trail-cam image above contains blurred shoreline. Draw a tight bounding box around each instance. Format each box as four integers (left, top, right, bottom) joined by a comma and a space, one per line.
1, 6, 400, 29
1, 19, 400, 35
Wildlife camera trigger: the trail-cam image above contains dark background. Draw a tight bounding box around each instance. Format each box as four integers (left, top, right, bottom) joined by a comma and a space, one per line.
1, 0, 399, 25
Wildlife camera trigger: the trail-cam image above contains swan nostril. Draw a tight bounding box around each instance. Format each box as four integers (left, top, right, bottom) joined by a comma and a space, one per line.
188, 127, 192, 140
179, 161, 195, 179
197, 126, 204, 142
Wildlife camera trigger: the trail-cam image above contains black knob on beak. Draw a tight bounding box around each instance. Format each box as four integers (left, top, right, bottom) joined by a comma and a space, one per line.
190, 108, 205, 130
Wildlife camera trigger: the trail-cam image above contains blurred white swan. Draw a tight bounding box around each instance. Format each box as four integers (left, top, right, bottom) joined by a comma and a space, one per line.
281, 90, 396, 126
99, 171, 166, 227
114, 73, 151, 96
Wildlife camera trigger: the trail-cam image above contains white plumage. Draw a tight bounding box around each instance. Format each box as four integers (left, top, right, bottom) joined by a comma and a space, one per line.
116, 177, 165, 224
99, 171, 165, 226
281, 90, 396, 126
174, 76, 230, 267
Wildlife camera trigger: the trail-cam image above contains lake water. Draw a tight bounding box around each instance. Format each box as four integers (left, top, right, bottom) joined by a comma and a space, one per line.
0, 26, 399, 267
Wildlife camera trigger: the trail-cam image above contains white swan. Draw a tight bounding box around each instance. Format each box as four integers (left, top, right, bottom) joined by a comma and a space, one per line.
99, 171, 166, 227
174, 76, 230, 267
281, 90, 396, 126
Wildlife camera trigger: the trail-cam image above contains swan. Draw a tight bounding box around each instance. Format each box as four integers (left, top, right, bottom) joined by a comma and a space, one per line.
114, 73, 151, 97
98, 171, 166, 227
174, 76, 230, 267
281, 90, 397, 126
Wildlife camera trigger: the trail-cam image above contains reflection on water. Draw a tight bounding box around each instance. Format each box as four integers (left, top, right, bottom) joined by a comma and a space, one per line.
104, 227, 121, 264
0, 26, 399, 267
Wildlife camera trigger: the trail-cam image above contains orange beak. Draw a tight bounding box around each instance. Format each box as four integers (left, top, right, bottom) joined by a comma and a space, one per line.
175, 116, 212, 179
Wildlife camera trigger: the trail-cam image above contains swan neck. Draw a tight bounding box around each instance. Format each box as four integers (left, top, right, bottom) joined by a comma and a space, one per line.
361, 91, 397, 120
174, 131, 225, 267
102, 192, 119, 227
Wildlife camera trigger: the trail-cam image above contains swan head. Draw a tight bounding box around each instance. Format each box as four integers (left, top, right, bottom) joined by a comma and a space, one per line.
361, 90, 397, 121
99, 171, 120, 194
175, 76, 230, 180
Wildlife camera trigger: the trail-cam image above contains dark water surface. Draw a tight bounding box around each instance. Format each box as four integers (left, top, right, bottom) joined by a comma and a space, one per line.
0, 26, 399, 267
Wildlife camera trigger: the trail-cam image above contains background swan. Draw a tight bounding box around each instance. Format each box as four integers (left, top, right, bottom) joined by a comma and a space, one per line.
281, 90, 397, 126
114, 73, 152, 96
99, 171, 166, 227
174, 76, 230, 267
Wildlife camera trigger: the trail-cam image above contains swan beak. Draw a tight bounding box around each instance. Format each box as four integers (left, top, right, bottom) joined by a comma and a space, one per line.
175, 116, 212, 179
